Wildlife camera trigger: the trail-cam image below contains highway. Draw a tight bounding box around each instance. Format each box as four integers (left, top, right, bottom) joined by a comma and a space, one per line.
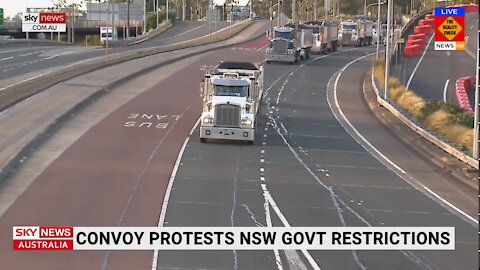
0, 20, 477, 270
395, 12, 478, 104
0, 21, 233, 84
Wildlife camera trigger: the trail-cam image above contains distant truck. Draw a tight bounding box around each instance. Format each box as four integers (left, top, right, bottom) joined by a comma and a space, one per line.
199, 62, 264, 144
100, 26, 117, 46
338, 20, 368, 46
363, 20, 374, 45
309, 20, 339, 54
265, 25, 313, 64
266, 27, 298, 64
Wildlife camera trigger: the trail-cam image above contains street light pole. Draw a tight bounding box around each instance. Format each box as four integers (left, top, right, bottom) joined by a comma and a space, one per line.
384, 0, 392, 99
473, 33, 479, 159
364, 0, 367, 16
277, 0, 280, 26
156, 0, 159, 28
376, 1, 382, 59
166, 0, 169, 22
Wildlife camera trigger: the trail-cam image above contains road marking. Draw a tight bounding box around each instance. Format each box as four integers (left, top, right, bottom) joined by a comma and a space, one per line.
261, 183, 284, 270
327, 52, 478, 226
19, 51, 44, 57
151, 116, 200, 270
406, 34, 434, 90
0, 56, 13, 61
0, 70, 52, 92
464, 36, 476, 59
443, 79, 450, 102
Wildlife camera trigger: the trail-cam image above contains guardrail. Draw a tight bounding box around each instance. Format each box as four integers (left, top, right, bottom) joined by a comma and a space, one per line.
455, 76, 475, 115
371, 69, 478, 169
0, 20, 253, 111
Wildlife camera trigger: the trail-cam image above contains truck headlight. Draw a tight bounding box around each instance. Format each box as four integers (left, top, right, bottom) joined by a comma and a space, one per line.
287, 48, 294, 54
241, 118, 253, 126
203, 116, 214, 124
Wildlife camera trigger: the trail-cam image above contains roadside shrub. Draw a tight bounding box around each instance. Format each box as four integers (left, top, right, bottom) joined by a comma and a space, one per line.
444, 125, 474, 151
397, 91, 425, 119
388, 77, 406, 101
449, 111, 474, 128
425, 110, 450, 131
373, 60, 385, 87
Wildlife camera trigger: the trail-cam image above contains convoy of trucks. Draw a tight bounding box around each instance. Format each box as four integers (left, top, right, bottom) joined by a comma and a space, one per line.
199, 62, 264, 144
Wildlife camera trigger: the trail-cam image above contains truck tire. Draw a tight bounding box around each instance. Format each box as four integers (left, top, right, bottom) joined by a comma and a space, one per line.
333, 42, 338, 51
266, 60, 271, 64
200, 138, 207, 143
247, 140, 254, 145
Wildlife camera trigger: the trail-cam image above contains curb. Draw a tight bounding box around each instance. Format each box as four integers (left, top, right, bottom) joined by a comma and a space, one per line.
370, 68, 478, 169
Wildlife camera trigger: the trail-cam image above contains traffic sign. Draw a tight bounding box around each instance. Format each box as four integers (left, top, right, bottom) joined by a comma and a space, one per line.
434, 7, 465, 50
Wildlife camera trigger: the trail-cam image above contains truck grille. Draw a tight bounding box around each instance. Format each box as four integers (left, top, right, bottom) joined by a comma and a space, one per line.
273, 39, 288, 54
215, 104, 240, 127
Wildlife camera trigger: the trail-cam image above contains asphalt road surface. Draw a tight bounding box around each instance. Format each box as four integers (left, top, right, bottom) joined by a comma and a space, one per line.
0, 36, 476, 270
394, 12, 478, 105
156, 46, 477, 269
0, 21, 234, 82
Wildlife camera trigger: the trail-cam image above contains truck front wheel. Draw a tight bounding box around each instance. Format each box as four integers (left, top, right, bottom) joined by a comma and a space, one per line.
200, 138, 207, 143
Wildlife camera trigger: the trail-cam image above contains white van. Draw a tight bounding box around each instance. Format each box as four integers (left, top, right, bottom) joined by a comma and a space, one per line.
100, 27, 117, 45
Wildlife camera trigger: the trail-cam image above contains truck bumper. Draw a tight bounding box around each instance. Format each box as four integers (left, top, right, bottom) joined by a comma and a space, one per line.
200, 126, 255, 141
265, 53, 295, 63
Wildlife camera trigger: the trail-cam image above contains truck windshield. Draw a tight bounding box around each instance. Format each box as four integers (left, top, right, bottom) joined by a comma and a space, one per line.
312, 27, 320, 34
214, 85, 247, 97
274, 31, 294, 40
101, 33, 113, 38
342, 24, 356, 30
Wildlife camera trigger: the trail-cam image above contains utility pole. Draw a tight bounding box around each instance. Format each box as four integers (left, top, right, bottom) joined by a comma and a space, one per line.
473, 30, 479, 159
166, 0, 169, 22
127, 0, 130, 38
292, 0, 295, 23
111, 0, 115, 39
384, 0, 392, 99
156, 0, 159, 28
313, 0, 317, 20
277, 0, 281, 26
143, 0, 146, 34
364, 0, 367, 16
376, 1, 382, 59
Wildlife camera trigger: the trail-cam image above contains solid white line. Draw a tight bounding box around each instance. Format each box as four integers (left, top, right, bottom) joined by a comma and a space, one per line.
189, 117, 201, 136
464, 36, 476, 59
264, 193, 321, 270
0, 70, 52, 92
443, 79, 450, 103
0, 56, 13, 61
151, 137, 190, 269
328, 52, 478, 225
263, 188, 284, 270
406, 34, 434, 89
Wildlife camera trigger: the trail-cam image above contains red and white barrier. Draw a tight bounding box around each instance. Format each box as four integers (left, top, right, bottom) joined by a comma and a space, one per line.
455, 76, 475, 115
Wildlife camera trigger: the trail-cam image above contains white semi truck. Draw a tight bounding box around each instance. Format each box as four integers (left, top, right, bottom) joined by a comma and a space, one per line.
338, 20, 366, 46
265, 25, 313, 64
310, 20, 339, 54
199, 62, 264, 144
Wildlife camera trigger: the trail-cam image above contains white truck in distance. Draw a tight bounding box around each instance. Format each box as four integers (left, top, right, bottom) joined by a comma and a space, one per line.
266, 27, 298, 64
338, 20, 366, 46
199, 62, 264, 144
100, 27, 117, 46
310, 20, 339, 54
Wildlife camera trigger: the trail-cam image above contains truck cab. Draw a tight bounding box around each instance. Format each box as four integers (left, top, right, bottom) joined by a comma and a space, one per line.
200, 62, 263, 144
339, 20, 361, 46
265, 27, 298, 64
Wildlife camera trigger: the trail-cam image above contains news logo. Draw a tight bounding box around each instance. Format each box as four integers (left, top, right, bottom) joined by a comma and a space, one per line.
13, 226, 74, 250
434, 7, 465, 50
13, 226, 455, 251
22, 13, 67, 33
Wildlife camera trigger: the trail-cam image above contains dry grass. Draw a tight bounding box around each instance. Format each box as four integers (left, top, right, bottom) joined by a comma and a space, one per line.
426, 111, 474, 151
425, 110, 450, 131
443, 126, 474, 151
373, 61, 385, 87
397, 91, 425, 119
388, 78, 407, 101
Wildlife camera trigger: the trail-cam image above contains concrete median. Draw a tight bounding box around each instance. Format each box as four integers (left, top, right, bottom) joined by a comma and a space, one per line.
0, 20, 253, 111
